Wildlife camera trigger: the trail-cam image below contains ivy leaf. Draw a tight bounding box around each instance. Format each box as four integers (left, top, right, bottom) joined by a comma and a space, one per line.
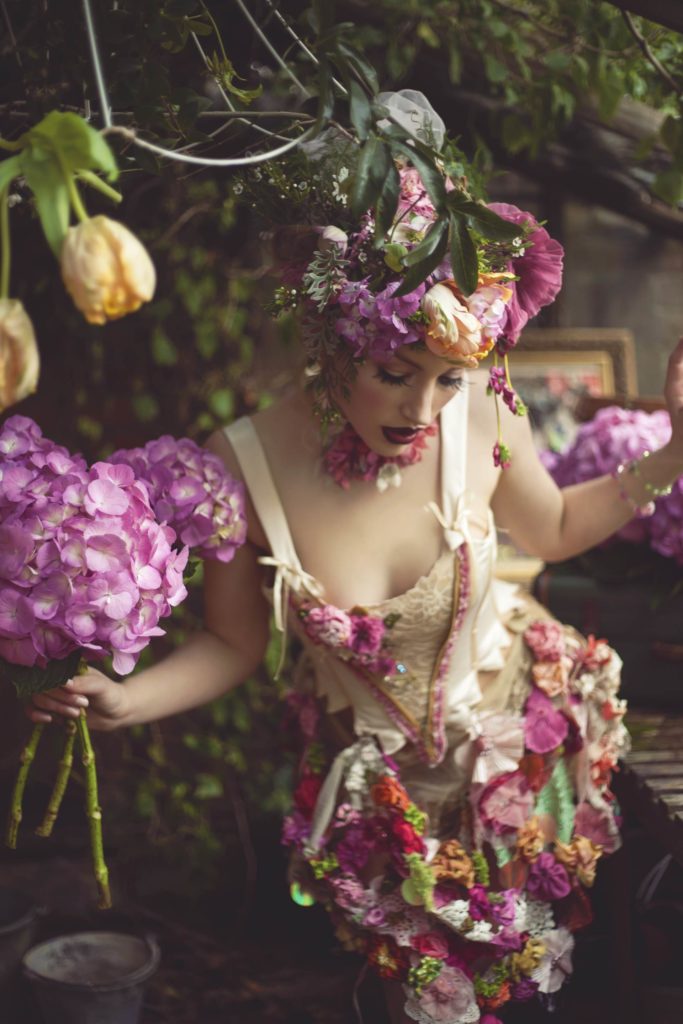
351, 136, 390, 219
449, 214, 479, 296
0, 649, 83, 700
394, 226, 447, 296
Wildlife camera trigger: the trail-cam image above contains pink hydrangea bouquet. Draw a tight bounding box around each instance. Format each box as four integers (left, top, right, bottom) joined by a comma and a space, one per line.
0, 416, 246, 907
542, 406, 682, 559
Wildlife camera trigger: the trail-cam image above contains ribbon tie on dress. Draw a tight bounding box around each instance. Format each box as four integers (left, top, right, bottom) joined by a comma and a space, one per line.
305, 735, 381, 855
454, 708, 525, 785
258, 556, 325, 678
427, 495, 476, 551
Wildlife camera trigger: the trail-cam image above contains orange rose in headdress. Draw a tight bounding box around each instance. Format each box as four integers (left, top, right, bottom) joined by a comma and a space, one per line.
422, 281, 482, 365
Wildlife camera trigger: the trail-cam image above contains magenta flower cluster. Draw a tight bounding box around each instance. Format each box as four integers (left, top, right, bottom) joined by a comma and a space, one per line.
110, 436, 247, 563
0, 416, 188, 675
542, 406, 683, 558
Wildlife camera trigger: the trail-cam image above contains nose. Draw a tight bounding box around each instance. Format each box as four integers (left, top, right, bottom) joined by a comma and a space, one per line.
400, 381, 435, 427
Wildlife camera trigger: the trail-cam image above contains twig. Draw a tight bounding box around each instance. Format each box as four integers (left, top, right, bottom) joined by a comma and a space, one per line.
621, 10, 682, 96
1, 2, 22, 67
232, 0, 311, 99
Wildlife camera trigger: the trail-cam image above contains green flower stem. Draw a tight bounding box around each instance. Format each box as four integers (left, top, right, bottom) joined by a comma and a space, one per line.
0, 186, 10, 299
76, 710, 111, 909
55, 149, 89, 224
35, 719, 77, 838
75, 169, 122, 204
0, 138, 21, 152
6, 723, 44, 849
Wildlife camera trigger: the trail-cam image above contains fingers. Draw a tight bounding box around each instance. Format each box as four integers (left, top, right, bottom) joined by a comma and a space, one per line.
25, 679, 91, 725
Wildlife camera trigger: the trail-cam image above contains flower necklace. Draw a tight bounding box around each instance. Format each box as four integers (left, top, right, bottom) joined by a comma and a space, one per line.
323, 421, 438, 491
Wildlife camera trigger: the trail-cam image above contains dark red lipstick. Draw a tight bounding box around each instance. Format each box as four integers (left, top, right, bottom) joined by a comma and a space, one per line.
382, 426, 421, 445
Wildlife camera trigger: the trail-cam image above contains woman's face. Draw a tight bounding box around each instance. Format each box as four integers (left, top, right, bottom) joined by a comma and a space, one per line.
336, 345, 466, 455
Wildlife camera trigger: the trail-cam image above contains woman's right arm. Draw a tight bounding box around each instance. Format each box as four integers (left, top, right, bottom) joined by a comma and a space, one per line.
27, 535, 272, 731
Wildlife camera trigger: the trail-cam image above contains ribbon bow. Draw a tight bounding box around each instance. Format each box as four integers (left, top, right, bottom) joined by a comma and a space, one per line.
258, 556, 325, 678
455, 709, 525, 785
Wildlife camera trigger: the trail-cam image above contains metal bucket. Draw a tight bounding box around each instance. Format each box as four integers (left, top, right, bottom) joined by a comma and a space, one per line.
22, 930, 160, 1024
0, 887, 39, 988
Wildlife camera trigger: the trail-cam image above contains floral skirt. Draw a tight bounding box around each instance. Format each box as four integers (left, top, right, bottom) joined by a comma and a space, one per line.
281, 617, 629, 1024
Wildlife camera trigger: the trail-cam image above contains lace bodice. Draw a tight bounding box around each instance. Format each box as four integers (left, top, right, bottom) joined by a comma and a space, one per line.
224, 383, 518, 765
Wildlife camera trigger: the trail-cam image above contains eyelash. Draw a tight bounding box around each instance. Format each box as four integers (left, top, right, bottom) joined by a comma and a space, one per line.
373, 367, 466, 392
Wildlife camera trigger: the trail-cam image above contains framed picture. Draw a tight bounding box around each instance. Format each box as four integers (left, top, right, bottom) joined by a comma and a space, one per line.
512, 327, 638, 451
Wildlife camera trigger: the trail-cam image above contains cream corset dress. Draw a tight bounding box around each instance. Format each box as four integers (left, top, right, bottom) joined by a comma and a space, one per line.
223, 394, 628, 1024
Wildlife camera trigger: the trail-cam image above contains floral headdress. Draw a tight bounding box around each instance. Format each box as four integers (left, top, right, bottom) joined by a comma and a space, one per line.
236, 91, 564, 466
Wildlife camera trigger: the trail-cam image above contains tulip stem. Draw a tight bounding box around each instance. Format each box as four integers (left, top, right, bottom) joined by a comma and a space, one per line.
0, 186, 10, 299
0, 138, 21, 152
35, 719, 77, 838
55, 149, 90, 224
76, 710, 111, 909
6, 723, 44, 849
75, 170, 122, 204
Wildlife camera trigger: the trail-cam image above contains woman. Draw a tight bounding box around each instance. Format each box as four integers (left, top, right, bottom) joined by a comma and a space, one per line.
28, 94, 683, 1023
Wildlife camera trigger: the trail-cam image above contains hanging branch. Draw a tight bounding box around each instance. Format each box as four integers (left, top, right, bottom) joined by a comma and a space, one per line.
621, 10, 683, 96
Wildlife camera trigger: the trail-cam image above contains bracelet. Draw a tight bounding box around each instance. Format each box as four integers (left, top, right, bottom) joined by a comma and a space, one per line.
611, 462, 656, 518
629, 450, 674, 498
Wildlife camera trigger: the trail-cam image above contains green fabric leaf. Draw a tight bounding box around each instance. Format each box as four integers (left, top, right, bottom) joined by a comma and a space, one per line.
0, 649, 83, 700
449, 214, 479, 296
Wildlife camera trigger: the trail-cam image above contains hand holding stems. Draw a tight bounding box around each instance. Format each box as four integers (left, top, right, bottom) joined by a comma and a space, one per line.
27, 666, 130, 732
10, 662, 119, 910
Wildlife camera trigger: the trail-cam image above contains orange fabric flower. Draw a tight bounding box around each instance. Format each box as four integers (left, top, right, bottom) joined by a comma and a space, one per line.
532, 659, 569, 698
480, 981, 512, 1011
554, 835, 603, 887
516, 815, 545, 862
430, 839, 476, 888
370, 775, 410, 812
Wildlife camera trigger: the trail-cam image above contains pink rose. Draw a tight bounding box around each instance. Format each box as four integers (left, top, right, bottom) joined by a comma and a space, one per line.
350, 614, 385, 656
410, 931, 450, 959
390, 817, 426, 855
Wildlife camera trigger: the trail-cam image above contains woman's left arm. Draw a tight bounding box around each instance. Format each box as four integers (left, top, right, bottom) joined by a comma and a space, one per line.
491, 337, 683, 562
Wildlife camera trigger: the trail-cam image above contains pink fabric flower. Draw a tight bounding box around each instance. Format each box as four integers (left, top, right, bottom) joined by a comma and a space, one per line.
410, 931, 450, 959
301, 604, 353, 647
470, 711, 525, 785
524, 689, 569, 754
573, 801, 619, 854
478, 771, 535, 835
524, 620, 565, 662
487, 203, 564, 346
405, 965, 478, 1023
350, 614, 385, 656
527, 852, 572, 901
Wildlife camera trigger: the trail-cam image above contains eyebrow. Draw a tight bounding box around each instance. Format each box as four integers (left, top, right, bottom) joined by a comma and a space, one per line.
393, 352, 463, 375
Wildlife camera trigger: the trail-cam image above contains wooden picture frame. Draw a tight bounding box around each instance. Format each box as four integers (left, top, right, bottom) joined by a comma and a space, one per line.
511, 327, 638, 450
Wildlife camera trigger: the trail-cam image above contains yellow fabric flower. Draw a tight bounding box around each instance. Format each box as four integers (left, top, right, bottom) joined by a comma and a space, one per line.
61, 215, 156, 324
554, 835, 603, 887
515, 815, 545, 863
509, 938, 546, 980
0, 299, 40, 412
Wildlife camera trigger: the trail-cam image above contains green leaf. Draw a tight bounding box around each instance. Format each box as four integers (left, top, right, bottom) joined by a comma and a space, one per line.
389, 140, 447, 211
374, 160, 400, 242
208, 387, 235, 420
0, 154, 22, 194
152, 327, 179, 366
653, 168, 683, 206
0, 649, 83, 700
351, 136, 389, 219
450, 214, 479, 295
26, 111, 118, 181
483, 53, 507, 84
393, 227, 447, 296
348, 79, 373, 141
19, 149, 70, 257
194, 773, 224, 800
401, 219, 448, 267
132, 393, 160, 422
451, 199, 520, 241
335, 41, 379, 94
